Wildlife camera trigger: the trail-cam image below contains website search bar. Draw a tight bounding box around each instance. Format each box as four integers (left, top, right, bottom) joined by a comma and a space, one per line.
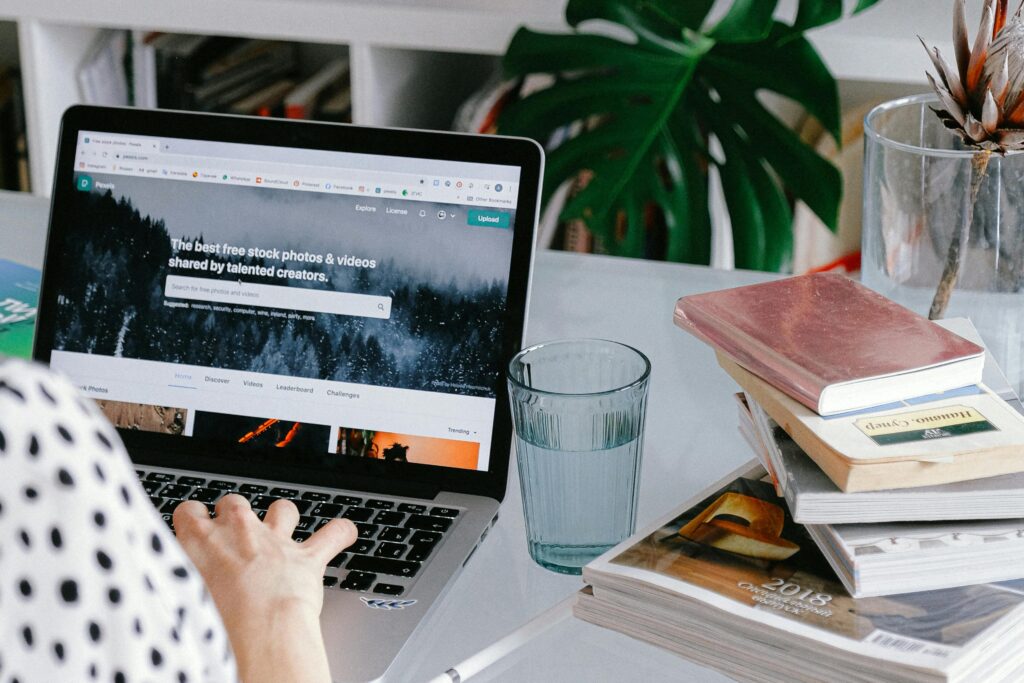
164, 275, 392, 319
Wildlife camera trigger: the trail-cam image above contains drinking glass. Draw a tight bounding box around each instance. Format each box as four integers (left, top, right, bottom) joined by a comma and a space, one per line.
507, 339, 650, 575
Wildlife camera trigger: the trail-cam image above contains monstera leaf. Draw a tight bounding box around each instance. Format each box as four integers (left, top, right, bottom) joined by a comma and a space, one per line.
498, 0, 883, 270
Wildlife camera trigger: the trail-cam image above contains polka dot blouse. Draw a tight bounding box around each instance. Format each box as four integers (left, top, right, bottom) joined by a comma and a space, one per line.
0, 359, 239, 683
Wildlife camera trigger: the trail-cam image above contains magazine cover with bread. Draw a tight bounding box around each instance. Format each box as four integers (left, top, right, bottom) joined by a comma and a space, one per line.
582, 466, 1024, 680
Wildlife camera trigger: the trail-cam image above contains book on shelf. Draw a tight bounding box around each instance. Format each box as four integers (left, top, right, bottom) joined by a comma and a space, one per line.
577, 461, 1024, 683
0, 67, 29, 192
736, 317, 1024, 522
283, 58, 349, 120
721, 352, 1024, 493
76, 30, 130, 107
0, 258, 40, 359
674, 273, 985, 416
228, 79, 297, 117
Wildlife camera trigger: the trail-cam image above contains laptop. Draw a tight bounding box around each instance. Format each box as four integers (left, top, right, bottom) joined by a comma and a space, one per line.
32, 105, 542, 682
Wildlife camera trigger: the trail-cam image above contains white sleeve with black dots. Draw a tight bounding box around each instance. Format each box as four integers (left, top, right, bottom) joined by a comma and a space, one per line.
0, 359, 239, 683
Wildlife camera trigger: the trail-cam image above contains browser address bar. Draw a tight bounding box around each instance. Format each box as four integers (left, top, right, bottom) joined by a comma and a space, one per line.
164, 275, 392, 319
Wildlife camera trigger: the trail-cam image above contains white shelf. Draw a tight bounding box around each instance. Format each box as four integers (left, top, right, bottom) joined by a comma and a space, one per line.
0, 0, 961, 196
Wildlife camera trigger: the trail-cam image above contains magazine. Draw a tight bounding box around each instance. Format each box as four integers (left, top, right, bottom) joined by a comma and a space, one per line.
0, 258, 40, 358
579, 462, 1024, 682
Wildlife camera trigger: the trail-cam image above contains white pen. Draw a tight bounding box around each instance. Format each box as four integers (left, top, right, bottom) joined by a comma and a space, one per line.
427, 593, 577, 683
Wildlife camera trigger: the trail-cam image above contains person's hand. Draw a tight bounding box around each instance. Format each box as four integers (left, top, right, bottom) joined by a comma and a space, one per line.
174, 494, 356, 683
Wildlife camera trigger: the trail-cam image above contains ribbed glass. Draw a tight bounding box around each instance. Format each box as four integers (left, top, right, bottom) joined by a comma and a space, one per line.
508, 339, 650, 575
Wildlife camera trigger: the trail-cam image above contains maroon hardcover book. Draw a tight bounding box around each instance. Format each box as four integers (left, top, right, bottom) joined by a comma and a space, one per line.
674, 273, 985, 415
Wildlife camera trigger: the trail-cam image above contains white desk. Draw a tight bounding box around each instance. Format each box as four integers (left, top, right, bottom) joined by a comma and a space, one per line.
1, 192, 774, 681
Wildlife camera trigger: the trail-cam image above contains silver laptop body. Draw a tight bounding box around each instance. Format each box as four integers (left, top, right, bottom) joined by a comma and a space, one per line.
34, 105, 543, 682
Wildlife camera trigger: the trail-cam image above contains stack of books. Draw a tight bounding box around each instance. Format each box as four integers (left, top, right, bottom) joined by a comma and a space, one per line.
576, 274, 1024, 682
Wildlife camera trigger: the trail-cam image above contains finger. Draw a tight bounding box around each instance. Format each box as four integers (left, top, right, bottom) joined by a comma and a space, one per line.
173, 500, 213, 541
214, 493, 254, 523
303, 518, 357, 565
264, 498, 300, 537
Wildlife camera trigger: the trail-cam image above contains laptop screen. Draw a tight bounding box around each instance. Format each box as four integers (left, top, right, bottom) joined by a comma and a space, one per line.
48, 129, 522, 474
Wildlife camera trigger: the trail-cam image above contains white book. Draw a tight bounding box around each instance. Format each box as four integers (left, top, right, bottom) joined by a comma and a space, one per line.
77, 30, 130, 106
580, 461, 1024, 683
808, 518, 1024, 598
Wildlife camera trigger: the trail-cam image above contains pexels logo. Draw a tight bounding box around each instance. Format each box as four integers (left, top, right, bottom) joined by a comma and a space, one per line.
360, 597, 417, 610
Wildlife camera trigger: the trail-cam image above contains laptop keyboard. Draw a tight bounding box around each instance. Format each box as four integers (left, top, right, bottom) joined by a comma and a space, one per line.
138, 468, 461, 597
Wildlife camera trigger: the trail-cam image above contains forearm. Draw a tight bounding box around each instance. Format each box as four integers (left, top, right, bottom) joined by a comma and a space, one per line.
227, 602, 332, 683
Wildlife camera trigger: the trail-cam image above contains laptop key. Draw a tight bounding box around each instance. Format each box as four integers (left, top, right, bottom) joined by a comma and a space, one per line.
293, 531, 311, 542
340, 571, 376, 591
256, 510, 268, 520
146, 472, 175, 482
239, 484, 268, 495
250, 495, 277, 510
343, 507, 374, 522
374, 542, 406, 559
161, 499, 184, 514
405, 515, 452, 532
374, 511, 405, 526
189, 488, 221, 504
406, 545, 433, 562
158, 484, 192, 499
136, 470, 147, 479
373, 583, 404, 596
311, 503, 344, 518
288, 499, 312, 514
365, 499, 394, 510
346, 555, 421, 578
334, 495, 362, 506
355, 523, 380, 539
328, 552, 349, 568
349, 540, 375, 555
295, 516, 316, 531
323, 576, 338, 588
270, 487, 299, 498
410, 531, 442, 546
430, 507, 460, 518
398, 503, 426, 514
315, 518, 332, 531
378, 527, 411, 543
162, 514, 175, 531
142, 481, 162, 495
149, 496, 163, 509
177, 476, 205, 487
302, 491, 331, 502
206, 480, 237, 491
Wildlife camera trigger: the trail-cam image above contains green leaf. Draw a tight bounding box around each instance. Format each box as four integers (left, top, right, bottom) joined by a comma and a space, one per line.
565, 0, 696, 52
503, 28, 679, 77
714, 118, 792, 271
659, 0, 717, 30
716, 86, 842, 231
707, 0, 779, 43
792, 0, 842, 31
705, 26, 840, 142
498, 73, 666, 144
654, 126, 712, 262
853, 0, 883, 13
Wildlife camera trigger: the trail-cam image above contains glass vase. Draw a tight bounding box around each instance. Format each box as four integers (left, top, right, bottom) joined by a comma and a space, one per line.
862, 93, 1024, 395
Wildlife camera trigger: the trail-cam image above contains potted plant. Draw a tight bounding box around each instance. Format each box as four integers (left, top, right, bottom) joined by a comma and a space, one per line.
862, 0, 1024, 392
497, 0, 881, 270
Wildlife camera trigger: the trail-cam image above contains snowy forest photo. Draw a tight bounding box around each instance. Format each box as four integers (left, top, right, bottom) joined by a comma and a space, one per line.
53, 174, 516, 398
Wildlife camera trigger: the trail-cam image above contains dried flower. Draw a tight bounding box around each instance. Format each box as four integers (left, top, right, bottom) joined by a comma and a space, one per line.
923, 0, 1024, 152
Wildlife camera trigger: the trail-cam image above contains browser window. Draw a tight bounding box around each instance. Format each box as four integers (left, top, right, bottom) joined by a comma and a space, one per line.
49, 131, 522, 472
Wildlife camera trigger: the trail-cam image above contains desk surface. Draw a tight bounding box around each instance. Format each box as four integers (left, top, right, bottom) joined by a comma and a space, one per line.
1, 191, 773, 682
